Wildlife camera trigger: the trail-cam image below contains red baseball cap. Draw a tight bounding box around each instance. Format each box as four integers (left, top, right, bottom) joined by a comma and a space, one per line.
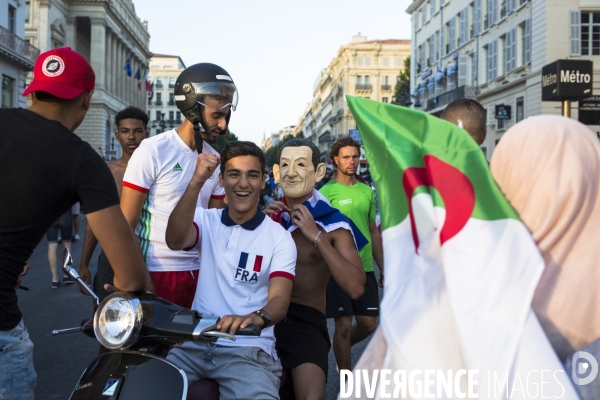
23, 47, 95, 100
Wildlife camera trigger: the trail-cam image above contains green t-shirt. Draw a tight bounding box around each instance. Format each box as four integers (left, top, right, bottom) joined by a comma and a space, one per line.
319, 179, 376, 272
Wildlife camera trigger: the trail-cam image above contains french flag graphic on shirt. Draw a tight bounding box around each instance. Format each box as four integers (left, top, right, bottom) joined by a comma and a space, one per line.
234, 252, 263, 284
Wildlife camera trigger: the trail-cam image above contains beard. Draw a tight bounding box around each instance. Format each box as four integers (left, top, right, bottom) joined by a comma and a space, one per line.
201, 128, 222, 144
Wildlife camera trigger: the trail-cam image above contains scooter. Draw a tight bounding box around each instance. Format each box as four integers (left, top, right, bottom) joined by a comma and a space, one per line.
52, 248, 262, 399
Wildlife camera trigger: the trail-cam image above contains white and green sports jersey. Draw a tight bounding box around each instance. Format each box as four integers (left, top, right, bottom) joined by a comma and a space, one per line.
123, 129, 225, 272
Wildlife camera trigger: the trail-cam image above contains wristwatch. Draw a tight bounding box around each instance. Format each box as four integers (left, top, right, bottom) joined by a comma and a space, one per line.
254, 309, 271, 327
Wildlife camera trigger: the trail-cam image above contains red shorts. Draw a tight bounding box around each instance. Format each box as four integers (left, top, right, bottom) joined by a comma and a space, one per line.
149, 270, 199, 309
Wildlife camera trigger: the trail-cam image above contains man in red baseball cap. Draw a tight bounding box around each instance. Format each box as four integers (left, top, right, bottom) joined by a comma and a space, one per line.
0, 47, 154, 398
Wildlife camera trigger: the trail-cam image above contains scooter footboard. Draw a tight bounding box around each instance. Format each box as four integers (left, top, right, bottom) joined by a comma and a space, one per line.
69, 351, 188, 400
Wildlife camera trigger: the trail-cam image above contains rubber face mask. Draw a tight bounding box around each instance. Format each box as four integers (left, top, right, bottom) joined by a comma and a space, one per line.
276, 146, 317, 199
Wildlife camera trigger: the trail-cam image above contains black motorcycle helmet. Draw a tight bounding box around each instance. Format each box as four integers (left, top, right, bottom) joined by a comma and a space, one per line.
174, 63, 238, 134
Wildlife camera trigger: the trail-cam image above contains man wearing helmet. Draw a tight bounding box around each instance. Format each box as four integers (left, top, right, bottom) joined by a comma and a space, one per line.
120, 63, 237, 308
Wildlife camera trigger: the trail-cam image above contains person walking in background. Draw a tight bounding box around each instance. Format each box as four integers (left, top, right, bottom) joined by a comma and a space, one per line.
46, 211, 74, 288
78, 106, 149, 302
320, 136, 384, 373
71, 202, 81, 242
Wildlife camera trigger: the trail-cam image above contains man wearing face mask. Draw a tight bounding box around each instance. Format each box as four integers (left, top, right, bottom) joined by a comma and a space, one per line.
120, 63, 236, 308
265, 139, 366, 400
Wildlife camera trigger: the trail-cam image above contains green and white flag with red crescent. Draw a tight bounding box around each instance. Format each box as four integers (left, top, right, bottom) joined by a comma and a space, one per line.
344, 96, 579, 399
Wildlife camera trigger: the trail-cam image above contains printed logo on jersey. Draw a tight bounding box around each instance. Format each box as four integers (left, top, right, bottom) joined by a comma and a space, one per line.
42, 56, 65, 77
339, 199, 353, 206
234, 252, 263, 284
173, 163, 183, 172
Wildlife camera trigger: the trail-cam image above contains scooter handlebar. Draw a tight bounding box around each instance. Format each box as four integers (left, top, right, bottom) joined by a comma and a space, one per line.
235, 324, 261, 336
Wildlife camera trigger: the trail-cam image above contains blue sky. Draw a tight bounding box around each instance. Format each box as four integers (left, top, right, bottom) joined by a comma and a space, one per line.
134, 0, 413, 145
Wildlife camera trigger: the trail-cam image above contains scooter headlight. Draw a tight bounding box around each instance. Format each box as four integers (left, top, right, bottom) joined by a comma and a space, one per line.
94, 293, 143, 350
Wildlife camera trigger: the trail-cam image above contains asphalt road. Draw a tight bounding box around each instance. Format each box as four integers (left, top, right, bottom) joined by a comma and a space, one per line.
18, 217, 379, 400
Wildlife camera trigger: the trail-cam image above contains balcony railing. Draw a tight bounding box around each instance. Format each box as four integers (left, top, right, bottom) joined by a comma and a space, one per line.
155, 100, 162, 106
425, 85, 478, 112
381, 84, 392, 91
168, 83, 175, 88
0, 25, 40, 63
168, 101, 175, 106
155, 82, 163, 88
355, 84, 373, 91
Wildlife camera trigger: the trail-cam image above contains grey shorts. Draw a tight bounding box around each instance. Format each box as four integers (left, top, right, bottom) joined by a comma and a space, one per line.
167, 342, 281, 400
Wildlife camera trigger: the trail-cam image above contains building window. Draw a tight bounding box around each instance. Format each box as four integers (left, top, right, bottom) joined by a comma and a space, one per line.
487, 0, 498, 28
422, 5, 427, 25
440, 25, 445, 57
25, 1, 30, 23
396, 56, 403, 67
383, 57, 389, 66
156, 78, 163, 88
2, 75, 14, 108
357, 57, 363, 67
516, 97, 524, 122
155, 110, 161, 120
169, 111, 174, 121
448, 18, 456, 53
176, 112, 182, 123
156, 92, 162, 105
430, 0, 435, 17
428, 35, 434, 65
581, 11, 600, 56
356, 75, 362, 86
169, 77, 175, 88
382, 97, 388, 103
504, 28, 516, 73
8, 5, 16, 33
486, 40, 497, 82
473, 0, 482, 37
365, 56, 371, 66
471, 51, 478, 85
459, 7, 469, 46
364, 76, 370, 86
169, 93, 174, 105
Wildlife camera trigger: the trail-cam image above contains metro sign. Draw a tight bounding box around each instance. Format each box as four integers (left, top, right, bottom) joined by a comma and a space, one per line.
542, 59, 593, 101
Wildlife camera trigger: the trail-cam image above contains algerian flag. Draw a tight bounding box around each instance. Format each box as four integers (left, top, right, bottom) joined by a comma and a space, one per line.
344, 96, 579, 399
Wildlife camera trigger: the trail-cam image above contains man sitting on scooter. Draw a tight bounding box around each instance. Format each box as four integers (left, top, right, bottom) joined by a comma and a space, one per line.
165, 141, 296, 400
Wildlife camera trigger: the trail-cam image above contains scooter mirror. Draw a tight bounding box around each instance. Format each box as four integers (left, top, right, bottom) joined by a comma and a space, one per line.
61, 247, 73, 273
61, 247, 101, 306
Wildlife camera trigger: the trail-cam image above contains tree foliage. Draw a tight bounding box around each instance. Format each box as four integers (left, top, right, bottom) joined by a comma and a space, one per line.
211, 130, 239, 153
264, 133, 302, 170
394, 55, 411, 104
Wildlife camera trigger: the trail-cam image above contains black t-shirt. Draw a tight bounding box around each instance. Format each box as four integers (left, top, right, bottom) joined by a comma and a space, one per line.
0, 108, 119, 331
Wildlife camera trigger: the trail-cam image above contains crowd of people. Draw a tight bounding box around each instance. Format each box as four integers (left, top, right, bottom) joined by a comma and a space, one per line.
1, 46, 599, 400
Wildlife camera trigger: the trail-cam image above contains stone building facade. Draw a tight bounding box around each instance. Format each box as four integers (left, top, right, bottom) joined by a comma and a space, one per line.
295, 35, 411, 161
147, 54, 185, 137
25, 0, 151, 159
0, 0, 39, 109
407, 0, 600, 159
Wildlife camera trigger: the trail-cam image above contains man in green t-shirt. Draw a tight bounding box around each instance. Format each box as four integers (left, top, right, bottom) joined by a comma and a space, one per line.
319, 136, 384, 373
